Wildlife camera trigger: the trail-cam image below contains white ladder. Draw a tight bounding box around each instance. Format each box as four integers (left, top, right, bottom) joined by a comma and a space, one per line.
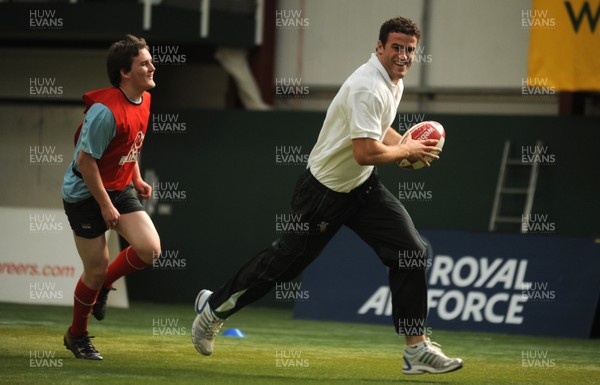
488, 140, 542, 233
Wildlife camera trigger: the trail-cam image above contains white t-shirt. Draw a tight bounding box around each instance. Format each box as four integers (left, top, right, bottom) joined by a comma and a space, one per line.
307, 53, 403, 193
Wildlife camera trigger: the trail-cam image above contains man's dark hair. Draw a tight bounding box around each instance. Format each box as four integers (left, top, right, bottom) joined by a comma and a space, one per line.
379, 17, 421, 46
106, 34, 149, 87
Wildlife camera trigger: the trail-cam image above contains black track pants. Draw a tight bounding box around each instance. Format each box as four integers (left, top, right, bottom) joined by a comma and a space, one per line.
208, 169, 428, 335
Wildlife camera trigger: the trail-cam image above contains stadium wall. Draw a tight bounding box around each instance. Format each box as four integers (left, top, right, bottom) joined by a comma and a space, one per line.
124, 110, 600, 305
1, 108, 598, 305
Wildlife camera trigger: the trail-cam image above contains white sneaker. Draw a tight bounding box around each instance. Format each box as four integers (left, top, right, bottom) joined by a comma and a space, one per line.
191, 290, 224, 356
403, 339, 463, 374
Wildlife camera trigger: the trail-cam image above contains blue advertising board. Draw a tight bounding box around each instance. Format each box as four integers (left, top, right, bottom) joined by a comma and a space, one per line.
293, 227, 600, 338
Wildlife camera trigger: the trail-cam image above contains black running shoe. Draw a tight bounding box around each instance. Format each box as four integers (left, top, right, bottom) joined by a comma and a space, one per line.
92, 286, 115, 321
63, 329, 103, 360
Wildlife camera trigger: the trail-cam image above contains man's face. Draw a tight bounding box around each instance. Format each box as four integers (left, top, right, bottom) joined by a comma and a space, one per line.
376, 32, 418, 84
121, 48, 156, 91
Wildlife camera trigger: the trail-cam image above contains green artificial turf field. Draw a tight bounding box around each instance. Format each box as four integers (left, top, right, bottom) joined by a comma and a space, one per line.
0, 301, 598, 385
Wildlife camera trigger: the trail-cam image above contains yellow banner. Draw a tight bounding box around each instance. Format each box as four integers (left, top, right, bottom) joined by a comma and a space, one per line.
528, 0, 600, 91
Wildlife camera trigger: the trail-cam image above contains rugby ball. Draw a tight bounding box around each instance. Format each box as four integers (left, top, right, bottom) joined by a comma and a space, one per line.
397, 121, 445, 170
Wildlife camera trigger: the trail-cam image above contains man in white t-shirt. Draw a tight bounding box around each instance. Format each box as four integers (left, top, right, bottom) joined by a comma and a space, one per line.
192, 17, 463, 375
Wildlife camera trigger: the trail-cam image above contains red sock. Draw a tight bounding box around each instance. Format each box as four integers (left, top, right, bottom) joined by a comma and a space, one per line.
70, 278, 99, 336
103, 246, 150, 288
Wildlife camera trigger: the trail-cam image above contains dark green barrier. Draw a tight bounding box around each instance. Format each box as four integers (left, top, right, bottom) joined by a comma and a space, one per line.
129, 111, 600, 304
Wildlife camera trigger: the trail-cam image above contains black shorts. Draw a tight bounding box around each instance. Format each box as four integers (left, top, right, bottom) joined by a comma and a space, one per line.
63, 185, 144, 239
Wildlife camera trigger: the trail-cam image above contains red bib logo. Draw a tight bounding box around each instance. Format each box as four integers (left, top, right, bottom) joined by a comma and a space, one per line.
119, 131, 144, 165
